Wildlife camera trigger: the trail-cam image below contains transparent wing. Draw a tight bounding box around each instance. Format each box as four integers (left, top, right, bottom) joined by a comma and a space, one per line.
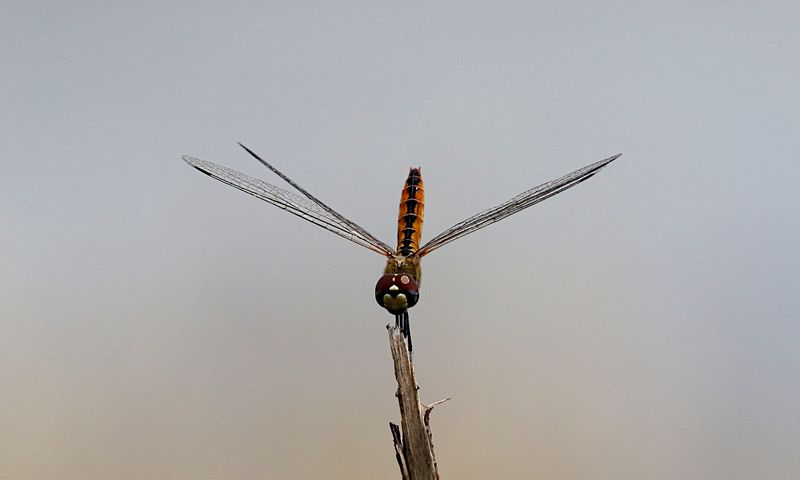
416, 153, 621, 257
237, 143, 395, 256
183, 155, 395, 256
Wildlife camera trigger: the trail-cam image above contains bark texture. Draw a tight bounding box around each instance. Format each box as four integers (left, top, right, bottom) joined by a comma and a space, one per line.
387, 326, 446, 479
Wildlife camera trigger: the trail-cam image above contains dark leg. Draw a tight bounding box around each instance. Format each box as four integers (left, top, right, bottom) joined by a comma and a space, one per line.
394, 313, 413, 355
404, 311, 413, 354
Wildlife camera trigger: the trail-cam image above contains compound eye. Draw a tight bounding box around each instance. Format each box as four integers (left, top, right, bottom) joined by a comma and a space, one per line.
375, 273, 419, 311
375, 274, 397, 294
374, 273, 420, 311
374, 274, 419, 295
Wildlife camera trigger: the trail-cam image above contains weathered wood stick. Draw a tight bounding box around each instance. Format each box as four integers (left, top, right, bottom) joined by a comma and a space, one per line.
389, 422, 410, 480
387, 325, 441, 479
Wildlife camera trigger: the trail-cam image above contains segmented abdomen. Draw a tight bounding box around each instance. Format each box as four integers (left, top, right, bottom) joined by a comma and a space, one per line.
396, 167, 424, 256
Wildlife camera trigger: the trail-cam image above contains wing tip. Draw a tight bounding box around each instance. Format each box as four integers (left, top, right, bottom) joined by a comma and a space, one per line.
595, 152, 622, 171
237, 141, 259, 159
182, 155, 215, 177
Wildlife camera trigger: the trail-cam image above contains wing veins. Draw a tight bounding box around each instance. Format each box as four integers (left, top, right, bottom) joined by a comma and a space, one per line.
416, 153, 621, 257
237, 143, 395, 256
183, 156, 392, 255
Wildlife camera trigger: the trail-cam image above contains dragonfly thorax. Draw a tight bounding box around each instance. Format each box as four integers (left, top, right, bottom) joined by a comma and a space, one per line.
384, 254, 421, 283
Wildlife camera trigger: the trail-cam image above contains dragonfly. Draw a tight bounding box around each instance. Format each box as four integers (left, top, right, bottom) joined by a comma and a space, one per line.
184, 143, 621, 352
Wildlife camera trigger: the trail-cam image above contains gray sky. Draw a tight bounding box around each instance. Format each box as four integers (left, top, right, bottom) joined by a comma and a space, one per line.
2, 2, 799, 479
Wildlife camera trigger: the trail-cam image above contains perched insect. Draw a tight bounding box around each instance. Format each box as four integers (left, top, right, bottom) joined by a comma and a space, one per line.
184, 144, 620, 352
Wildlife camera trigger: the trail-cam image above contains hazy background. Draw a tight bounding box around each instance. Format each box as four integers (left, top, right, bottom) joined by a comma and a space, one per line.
2, 2, 798, 479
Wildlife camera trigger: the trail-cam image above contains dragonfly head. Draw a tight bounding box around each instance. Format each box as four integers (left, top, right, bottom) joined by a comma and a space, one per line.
375, 273, 419, 314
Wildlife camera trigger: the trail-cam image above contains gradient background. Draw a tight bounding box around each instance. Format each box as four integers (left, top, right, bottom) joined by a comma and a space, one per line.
3, 2, 798, 479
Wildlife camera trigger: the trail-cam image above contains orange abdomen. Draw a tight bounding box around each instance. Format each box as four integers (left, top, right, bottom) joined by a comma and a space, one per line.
396, 167, 424, 256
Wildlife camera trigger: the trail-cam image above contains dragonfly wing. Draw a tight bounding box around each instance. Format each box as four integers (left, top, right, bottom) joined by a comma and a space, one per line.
416, 153, 621, 257
184, 155, 395, 256
237, 143, 396, 256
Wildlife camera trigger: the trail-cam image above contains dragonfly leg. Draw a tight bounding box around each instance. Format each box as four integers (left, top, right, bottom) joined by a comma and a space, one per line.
404, 311, 413, 354
393, 312, 412, 356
